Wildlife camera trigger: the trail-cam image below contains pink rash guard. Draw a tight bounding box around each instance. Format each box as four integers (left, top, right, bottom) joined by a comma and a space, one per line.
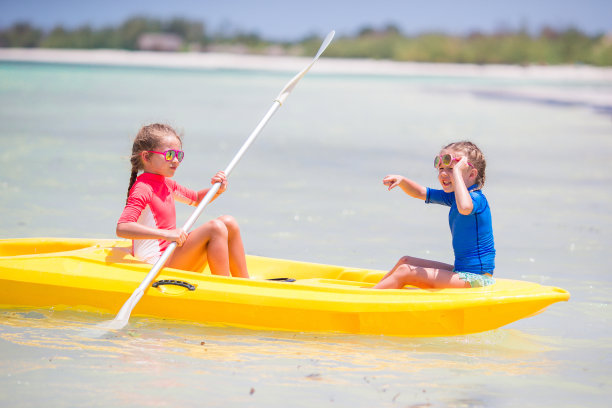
118, 172, 198, 264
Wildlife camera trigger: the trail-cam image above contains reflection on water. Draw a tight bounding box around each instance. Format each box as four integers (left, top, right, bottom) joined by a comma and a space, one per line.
0, 307, 597, 408
1, 308, 561, 368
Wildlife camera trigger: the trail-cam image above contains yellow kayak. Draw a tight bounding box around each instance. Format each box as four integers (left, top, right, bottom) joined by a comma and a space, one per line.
0, 237, 569, 337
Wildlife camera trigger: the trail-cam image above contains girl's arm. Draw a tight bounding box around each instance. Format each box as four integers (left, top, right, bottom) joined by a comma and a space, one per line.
451, 158, 474, 215
195, 171, 228, 204
383, 175, 427, 200
116, 222, 188, 246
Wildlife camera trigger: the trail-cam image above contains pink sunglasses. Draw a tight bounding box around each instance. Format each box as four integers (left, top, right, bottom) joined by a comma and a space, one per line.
434, 154, 473, 169
148, 149, 184, 162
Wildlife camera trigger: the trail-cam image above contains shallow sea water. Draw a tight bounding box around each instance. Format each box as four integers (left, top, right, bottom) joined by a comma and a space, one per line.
0, 60, 611, 407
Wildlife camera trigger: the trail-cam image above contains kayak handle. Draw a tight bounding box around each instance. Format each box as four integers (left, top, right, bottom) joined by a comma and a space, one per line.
152, 280, 196, 291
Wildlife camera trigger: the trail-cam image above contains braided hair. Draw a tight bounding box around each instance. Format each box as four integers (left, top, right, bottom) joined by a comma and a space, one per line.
127, 123, 181, 202
443, 140, 487, 190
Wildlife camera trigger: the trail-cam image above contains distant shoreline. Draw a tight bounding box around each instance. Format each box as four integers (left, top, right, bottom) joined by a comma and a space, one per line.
2, 48, 612, 81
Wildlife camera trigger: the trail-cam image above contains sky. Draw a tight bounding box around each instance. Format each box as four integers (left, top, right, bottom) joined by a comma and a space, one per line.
1, 0, 610, 41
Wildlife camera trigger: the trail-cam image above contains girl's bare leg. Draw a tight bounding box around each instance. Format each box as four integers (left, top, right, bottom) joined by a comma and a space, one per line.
373, 256, 468, 289
167, 219, 231, 276
217, 215, 249, 278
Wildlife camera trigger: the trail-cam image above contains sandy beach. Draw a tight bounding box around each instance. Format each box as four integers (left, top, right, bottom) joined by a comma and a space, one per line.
2, 47, 612, 81
3, 47, 611, 112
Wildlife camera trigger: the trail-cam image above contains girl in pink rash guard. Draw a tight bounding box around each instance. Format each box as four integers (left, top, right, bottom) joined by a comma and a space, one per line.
117, 123, 249, 278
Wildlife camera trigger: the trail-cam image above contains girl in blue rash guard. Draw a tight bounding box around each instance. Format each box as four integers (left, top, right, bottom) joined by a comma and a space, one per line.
373, 141, 495, 289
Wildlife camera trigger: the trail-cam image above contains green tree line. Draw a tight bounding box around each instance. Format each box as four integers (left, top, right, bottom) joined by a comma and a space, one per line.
1, 17, 611, 66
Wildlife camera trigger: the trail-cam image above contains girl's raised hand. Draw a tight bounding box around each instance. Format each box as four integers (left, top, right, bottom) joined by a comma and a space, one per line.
383, 175, 403, 191
453, 156, 470, 172
211, 171, 228, 194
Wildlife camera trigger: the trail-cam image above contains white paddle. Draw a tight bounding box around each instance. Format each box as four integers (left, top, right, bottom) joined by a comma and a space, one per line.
97, 30, 335, 331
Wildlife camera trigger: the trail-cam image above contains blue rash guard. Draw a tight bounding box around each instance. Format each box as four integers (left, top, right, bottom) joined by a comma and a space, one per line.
425, 186, 495, 274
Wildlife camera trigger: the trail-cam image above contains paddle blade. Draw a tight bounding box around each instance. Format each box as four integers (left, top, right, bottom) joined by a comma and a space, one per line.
93, 318, 127, 331
94, 289, 144, 331
314, 30, 335, 60
275, 30, 335, 105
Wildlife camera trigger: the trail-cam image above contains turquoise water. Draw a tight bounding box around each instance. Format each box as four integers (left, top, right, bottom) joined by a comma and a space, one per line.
1, 60, 611, 407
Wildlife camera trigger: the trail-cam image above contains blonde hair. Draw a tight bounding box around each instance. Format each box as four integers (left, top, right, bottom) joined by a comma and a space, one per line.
126, 123, 181, 201
443, 140, 487, 189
